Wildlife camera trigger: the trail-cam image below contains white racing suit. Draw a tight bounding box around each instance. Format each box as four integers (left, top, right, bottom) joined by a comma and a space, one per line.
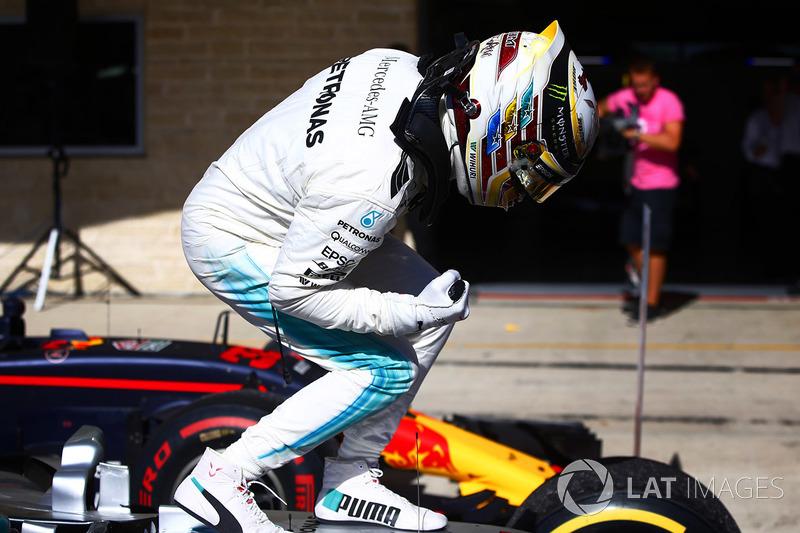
181, 49, 461, 480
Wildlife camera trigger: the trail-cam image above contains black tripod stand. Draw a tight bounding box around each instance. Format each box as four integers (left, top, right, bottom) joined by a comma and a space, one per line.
0, 146, 140, 307
1, 0, 139, 308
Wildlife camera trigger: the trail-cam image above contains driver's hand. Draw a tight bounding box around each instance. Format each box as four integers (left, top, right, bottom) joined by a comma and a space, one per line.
415, 269, 470, 329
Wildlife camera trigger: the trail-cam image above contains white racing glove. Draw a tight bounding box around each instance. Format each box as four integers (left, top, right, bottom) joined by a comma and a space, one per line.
413, 269, 470, 330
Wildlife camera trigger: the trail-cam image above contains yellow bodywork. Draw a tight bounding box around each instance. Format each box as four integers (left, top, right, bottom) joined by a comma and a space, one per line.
382, 410, 556, 507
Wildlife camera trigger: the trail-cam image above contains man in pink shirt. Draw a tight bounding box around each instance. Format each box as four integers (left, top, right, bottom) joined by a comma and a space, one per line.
599, 56, 685, 320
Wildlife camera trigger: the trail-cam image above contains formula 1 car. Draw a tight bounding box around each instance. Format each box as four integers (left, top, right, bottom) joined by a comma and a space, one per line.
0, 296, 740, 532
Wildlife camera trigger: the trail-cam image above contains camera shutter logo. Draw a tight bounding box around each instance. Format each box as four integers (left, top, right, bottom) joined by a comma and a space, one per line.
557, 459, 614, 516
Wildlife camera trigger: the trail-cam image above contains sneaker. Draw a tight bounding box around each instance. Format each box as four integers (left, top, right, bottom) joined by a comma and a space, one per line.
315, 458, 447, 531
628, 304, 661, 323
624, 259, 641, 290
174, 448, 284, 533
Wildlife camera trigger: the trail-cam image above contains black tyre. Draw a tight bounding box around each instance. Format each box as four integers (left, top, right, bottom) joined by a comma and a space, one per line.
131, 389, 337, 512
507, 456, 740, 532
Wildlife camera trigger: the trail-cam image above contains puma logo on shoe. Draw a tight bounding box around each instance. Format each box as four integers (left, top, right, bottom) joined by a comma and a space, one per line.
321, 490, 401, 527
178, 477, 245, 533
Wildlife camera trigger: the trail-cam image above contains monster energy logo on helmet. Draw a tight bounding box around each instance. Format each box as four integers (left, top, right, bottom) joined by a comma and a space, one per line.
547, 84, 568, 101
541, 42, 582, 177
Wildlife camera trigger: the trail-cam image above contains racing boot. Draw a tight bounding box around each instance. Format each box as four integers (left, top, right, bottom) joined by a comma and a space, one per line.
174, 447, 284, 533
315, 458, 447, 531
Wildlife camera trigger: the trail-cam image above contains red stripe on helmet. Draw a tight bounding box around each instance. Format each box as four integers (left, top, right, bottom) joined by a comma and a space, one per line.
497, 32, 522, 80
480, 137, 493, 200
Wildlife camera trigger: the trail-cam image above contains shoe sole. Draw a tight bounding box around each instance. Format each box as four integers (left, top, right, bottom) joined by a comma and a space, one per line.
315, 516, 447, 532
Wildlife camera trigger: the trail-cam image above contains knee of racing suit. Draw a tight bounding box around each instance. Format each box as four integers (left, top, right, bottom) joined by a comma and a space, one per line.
353, 354, 418, 404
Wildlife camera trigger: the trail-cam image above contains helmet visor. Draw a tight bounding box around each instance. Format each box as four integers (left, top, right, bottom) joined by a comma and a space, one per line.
509, 142, 571, 203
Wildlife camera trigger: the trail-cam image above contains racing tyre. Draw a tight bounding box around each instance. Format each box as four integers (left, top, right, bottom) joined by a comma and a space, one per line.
131, 389, 337, 512
506, 456, 740, 532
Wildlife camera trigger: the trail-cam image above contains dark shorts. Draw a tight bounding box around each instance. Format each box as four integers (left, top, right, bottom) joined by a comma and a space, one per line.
619, 187, 678, 251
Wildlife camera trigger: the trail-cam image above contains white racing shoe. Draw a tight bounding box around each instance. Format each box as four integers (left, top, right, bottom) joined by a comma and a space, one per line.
315, 458, 447, 531
174, 448, 284, 533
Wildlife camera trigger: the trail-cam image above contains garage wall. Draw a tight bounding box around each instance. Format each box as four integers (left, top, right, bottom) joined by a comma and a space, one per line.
0, 0, 418, 296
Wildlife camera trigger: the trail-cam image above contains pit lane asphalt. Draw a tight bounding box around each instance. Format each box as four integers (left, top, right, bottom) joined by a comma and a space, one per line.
16, 282, 800, 532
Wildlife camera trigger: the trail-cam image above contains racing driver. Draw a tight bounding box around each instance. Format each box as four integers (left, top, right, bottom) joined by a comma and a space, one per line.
175, 20, 599, 533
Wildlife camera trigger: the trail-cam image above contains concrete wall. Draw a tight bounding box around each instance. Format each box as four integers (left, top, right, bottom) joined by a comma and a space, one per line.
0, 0, 417, 296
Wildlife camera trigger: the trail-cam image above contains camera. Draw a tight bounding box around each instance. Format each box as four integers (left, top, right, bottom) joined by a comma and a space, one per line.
603, 102, 640, 133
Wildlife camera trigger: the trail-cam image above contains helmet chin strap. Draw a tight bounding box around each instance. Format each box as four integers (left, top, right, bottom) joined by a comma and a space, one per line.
390, 96, 449, 225
441, 103, 469, 200
390, 35, 479, 225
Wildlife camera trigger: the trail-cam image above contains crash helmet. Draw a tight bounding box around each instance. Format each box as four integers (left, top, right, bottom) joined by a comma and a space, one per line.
449, 21, 599, 208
